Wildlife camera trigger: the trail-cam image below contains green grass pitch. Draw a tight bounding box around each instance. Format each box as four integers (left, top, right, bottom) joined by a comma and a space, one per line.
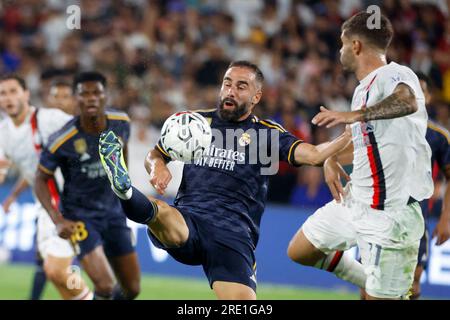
0, 263, 360, 300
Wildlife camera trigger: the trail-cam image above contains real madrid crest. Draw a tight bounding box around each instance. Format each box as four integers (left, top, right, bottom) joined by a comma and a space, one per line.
74, 138, 87, 154
239, 132, 251, 147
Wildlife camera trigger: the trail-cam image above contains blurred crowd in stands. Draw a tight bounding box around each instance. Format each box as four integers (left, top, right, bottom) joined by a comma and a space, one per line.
0, 0, 449, 211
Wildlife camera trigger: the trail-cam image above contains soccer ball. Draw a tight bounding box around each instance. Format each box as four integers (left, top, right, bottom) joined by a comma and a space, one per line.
160, 111, 212, 162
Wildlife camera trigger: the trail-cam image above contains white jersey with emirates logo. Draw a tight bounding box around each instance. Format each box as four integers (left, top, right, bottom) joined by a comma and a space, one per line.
349, 62, 433, 210
0, 107, 72, 186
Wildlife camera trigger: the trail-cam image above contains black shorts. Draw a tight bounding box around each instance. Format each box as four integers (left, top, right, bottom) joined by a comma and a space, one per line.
64, 212, 135, 259
146, 206, 257, 291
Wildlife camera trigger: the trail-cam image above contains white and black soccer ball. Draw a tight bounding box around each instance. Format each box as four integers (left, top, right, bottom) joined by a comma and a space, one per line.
160, 111, 212, 162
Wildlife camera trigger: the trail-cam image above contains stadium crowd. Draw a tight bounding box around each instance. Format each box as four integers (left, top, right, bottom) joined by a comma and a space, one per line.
0, 0, 449, 211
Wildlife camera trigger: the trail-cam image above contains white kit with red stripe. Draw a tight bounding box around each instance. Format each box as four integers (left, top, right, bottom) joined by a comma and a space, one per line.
0, 106, 74, 259
0, 106, 72, 187
349, 62, 433, 210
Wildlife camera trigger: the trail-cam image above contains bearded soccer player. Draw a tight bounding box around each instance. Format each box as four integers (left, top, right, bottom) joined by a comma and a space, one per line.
98, 60, 351, 300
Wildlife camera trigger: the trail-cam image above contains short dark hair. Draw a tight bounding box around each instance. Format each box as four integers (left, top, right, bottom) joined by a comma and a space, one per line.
341, 11, 394, 51
72, 71, 107, 92
0, 74, 27, 90
50, 79, 72, 89
228, 60, 264, 86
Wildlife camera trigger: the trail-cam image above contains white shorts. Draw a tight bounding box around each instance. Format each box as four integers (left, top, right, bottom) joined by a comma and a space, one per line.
302, 189, 424, 299
37, 206, 75, 259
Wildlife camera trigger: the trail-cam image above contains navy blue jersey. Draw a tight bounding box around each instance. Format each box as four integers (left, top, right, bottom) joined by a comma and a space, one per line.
156, 109, 302, 246
39, 109, 130, 218
426, 121, 450, 170
421, 120, 450, 216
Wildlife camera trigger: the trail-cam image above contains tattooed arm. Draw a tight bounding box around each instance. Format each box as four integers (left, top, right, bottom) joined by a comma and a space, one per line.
361, 83, 417, 121
312, 83, 418, 128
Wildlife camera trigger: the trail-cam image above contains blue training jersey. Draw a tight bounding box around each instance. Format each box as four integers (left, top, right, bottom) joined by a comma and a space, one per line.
156, 109, 302, 246
39, 109, 130, 218
422, 120, 450, 216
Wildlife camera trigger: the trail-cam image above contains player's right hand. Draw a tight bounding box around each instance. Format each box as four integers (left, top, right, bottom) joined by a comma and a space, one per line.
324, 157, 350, 203
55, 219, 78, 239
149, 160, 172, 195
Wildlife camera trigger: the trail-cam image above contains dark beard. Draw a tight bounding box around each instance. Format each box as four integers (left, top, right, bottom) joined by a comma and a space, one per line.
218, 97, 248, 122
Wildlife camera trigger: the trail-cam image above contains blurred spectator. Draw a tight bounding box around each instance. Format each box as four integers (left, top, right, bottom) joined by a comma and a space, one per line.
290, 166, 333, 209
0, 0, 449, 205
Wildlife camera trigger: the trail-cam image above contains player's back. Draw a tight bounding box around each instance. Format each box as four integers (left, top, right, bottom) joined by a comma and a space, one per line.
40, 109, 130, 218
349, 62, 433, 210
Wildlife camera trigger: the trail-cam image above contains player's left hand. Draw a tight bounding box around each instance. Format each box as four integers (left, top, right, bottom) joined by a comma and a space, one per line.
324, 157, 350, 203
312, 106, 361, 128
432, 215, 450, 245
1, 196, 15, 214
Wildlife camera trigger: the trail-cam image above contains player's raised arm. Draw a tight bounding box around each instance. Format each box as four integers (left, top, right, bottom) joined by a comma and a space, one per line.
293, 128, 352, 167
312, 83, 418, 128
144, 147, 172, 196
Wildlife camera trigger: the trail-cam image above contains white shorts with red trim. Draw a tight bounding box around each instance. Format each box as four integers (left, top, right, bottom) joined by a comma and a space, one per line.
37, 206, 75, 259
301, 187, 424, 299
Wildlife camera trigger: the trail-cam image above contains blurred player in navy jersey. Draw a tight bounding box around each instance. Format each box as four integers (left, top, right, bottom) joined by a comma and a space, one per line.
410, 72, 450, 299
0, 75, 94, 300
98, 60, 351, 300
35, 72, 140, 300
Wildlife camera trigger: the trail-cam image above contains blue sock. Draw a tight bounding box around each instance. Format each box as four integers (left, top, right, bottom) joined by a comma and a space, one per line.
119, 187, 157, 224
29, 258, 47, 300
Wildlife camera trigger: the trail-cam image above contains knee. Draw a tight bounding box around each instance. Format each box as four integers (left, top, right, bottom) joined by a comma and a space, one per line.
43, 262, 68, 287
122, 281, 140, 300
152, 200, 188, 247
154, 199, 170, 217
287, 239, 320, 266
228, 290, 256, 300
287, 239, 307, 265
93, 278, 115, 297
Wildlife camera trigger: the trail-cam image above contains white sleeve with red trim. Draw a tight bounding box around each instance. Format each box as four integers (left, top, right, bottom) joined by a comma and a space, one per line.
37, 108, 73, 147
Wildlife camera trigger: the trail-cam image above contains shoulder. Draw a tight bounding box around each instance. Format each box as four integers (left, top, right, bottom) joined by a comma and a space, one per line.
47, 118, 79, 153
106, 108, 130, 122
378, 62, 418, 84
38, 107, 73, 126
190, 108, 217, 118
38, 107, 71, 118
253, 116, 287, 133
427, 120, 450, 144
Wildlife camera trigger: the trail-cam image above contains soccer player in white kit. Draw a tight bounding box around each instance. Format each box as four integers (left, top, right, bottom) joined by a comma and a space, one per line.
287, 12, 433, 300
0, 75, 92, 300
